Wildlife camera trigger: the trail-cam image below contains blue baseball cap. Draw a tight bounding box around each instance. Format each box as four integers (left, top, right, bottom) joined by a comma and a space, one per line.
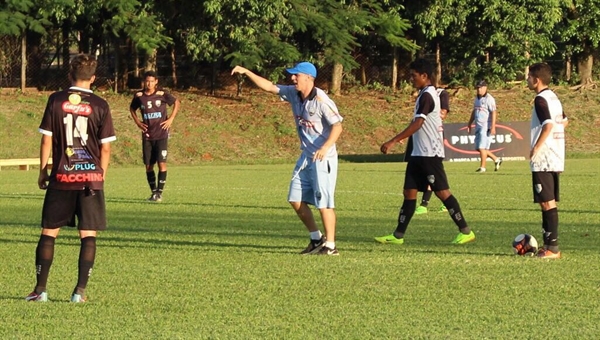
286, 62, 317, 78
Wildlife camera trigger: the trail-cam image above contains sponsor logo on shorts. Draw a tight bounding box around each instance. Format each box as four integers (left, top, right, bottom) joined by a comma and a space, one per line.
427, 175, 435, 184
161, 150, 167, 158
535, 184, 542, 193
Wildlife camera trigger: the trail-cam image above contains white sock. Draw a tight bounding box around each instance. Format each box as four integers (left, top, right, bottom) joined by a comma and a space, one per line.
325, 241, 336, 249
310, 231, 322, 240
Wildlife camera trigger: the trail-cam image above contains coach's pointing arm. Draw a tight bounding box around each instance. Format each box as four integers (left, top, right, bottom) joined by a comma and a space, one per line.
231, 66, 280, 94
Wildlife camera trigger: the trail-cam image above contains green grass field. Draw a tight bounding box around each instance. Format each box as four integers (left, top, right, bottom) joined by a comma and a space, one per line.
1, 160, 599, 339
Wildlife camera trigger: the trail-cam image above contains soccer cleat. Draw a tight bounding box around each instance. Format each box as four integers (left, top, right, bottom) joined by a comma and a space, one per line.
439, 205, 448, 213
495, 158, 503, 171
25, 291, 48, 302
374, 234, 405, 245
475, 167, 486, 173
300, 237, 325, 255
451, 231, 476, 244
537, 249, 561, 259
70, 293, 87, 303
316, 246, 339, 256
154, 192, 163, 202
414, 206, 428, 215
147, 192, 158, 201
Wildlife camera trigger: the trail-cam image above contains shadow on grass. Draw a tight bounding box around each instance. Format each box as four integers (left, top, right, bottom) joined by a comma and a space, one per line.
339, 153, 406, 163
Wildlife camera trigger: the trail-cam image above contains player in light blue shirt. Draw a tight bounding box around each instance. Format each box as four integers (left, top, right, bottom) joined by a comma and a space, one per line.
467, 80, 502, 172
231, 62, 343, 255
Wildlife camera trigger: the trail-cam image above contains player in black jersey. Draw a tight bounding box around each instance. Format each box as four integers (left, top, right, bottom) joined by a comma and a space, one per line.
26, 54, 116, 303
130, 71, 180, 202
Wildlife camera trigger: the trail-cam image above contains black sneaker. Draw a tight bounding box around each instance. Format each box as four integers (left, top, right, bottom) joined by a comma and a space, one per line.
148, 191, 158, 202
155, 192, 163, 202
316, 246, 339, 256
300, 237, 325, 255
495, 158, 503, 171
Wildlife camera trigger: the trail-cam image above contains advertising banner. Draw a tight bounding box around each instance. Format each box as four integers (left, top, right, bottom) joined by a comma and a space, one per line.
443, 121, 530, 162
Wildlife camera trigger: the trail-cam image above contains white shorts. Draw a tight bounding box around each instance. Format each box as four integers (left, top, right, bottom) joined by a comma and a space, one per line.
288, 153, 338, 209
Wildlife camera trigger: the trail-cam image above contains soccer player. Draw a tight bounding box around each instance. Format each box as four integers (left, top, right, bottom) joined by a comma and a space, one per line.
415, 87, 450, 215
231, 62, 343, 255
526, 62, 567, 259
130, 71, 180, 202
26, 54, 116, 302
374, 58, 474, 245
467, 80, 502, 172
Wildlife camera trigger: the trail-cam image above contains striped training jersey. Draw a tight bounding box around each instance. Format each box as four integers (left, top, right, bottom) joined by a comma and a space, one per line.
530, 88, 565, 172
411, 85, 444, 158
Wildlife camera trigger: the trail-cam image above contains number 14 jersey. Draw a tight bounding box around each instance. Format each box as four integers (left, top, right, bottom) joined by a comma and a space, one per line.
38, 86, 117, 191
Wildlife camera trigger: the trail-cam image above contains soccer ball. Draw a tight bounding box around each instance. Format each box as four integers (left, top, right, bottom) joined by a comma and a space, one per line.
512, 234, 538, 256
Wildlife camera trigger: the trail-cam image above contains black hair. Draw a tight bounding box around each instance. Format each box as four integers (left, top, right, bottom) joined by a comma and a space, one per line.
409, 58, 434, 80
529, 63, 552, 85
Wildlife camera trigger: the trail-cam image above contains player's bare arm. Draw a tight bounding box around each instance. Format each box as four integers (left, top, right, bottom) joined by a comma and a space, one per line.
100, 142, 111, 178
467, 109, 475, 134
231, 66, 279, 94
490, 110, 498, 134
530, 122, 554, 159
38, 134, 52, 189
160, 98, 181, 130
130, 108, 148, 132
381, 118, 424, 154
313, 123, 343, 161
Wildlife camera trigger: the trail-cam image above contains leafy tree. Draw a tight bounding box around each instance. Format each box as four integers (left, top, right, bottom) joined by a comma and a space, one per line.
555, 0, 600, 84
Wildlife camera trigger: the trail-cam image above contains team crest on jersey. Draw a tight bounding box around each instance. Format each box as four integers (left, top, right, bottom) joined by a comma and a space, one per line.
65, 147, 74, 157
427, 175, 435, 184
146, 101, 153, 109
535, 184, 542, 193
155, 100, 162, 107
68, 93, 81, 105
309, 110, 316, 116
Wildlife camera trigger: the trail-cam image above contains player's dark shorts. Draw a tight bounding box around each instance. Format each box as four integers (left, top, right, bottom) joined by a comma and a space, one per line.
143, 138, 168, 165
404, 156, 450, 192
532, 172, 560, 203
41, 189, 107, 230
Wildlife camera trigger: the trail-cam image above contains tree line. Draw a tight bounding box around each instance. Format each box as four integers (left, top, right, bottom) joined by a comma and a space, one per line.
1, 0, 598, 92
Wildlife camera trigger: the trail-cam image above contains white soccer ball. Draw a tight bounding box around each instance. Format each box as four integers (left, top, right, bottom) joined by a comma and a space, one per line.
512, 234, 538, 256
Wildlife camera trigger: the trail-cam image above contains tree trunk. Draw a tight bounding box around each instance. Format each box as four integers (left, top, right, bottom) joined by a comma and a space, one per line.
20, 34, 26, 92
145, 48, 157, 72
435, 42, 441, 87
331, 62, 343, 95
565, 56, 571, 82
577, 52, 592, 85
392, 47, 398, 91
170, 45, 178, 88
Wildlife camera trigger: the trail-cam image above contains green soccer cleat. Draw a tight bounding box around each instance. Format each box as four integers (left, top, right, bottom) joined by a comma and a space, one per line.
439, 205, 448, 213
374, 234, 405, 245
414, 206, 428, 215
451, 231, 475, 244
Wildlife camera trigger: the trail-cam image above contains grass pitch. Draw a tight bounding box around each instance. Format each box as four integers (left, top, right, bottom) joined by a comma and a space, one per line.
1, 159, 599, 339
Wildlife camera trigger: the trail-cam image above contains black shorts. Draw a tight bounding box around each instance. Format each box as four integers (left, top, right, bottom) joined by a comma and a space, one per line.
41, 189, 107, 230
404, 157, 450, 192
532, 172, 560, 203
143, 138, 168, 165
